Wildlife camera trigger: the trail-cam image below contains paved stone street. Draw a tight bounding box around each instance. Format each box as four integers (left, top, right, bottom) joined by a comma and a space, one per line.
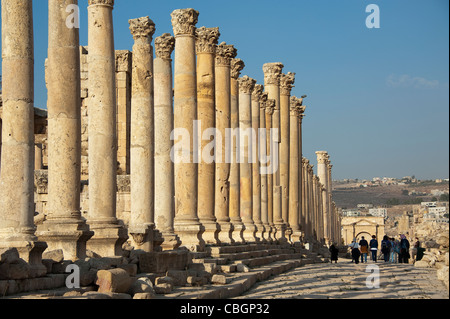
236, 259, 449, 299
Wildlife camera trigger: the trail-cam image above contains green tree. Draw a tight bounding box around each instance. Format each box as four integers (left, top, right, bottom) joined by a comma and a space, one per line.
439, 193, 449, 202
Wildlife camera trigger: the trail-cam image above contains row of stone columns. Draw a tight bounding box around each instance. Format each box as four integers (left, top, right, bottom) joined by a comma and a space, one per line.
0, 3, 341, 265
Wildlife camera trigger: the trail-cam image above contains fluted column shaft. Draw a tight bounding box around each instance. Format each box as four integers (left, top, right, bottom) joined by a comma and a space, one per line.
259, 93, 269, 241
288, 98, 300, 242
265, 99, 276, 241
316, 151, 330, 243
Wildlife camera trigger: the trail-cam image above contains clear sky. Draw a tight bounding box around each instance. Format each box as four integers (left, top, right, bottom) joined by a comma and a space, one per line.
1, 0, 448, 180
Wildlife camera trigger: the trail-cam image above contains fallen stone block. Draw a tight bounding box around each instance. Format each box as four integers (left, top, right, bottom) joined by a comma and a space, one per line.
236, 263, 251, 273
211, 274, 231, 285
96, 268, 133, 293
0, 260, 31, 280
133, 292, 155, 299
130, 277, 155, 295
166, 270, 187, 286
155, 276, 174, 286
414, 260, 430, 268
154, 283, 173, 294
0, 248, 20, 264
42, 249, 64, 263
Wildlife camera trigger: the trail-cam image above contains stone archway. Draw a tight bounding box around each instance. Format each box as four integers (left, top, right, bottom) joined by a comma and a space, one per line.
341, 216, 385, 245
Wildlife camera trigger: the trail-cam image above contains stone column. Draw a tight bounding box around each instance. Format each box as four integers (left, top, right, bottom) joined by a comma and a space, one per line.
171, 8, 205, 252
265, 99, 276, 241
87, 0, 127, 257
214, 42, 237, 244
34, 143, 43, 170
259, 92, 269, 242
316, 151, 330, 243
279, 73, 295, 235
288, 97, 301, 242
0, 0, 47, 274
154, 33, 181, 250
128, 16, 159, 252
238, 75, 257, 243
36, 0, 94, 261
307, 163, 314, 239
301, 157, 309, 240
263, 63, 285, 242
312, 175, 318, 240
196, 26, 220, 244
229, 57, 245, 243
252, 84, 265, 241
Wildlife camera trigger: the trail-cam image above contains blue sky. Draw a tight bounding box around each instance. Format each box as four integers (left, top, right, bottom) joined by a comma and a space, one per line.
1, 0, 448, 180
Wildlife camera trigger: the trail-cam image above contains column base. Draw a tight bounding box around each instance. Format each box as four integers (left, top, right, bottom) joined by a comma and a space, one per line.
36, 218, 94, 261
216, 221, 234, 245
230, 219, 245, 244
289, 229, 302, 244
0, 238, 48, 278
254, 222, 266, 243
198, 219, 220, 245
129, 224, 164, 253
174, 219, 205, 252
274, 222, 288, 244
263, 224, 274, 243
86, 221, 128, 257
160, 231, 182, 251
242, 222, 258, 243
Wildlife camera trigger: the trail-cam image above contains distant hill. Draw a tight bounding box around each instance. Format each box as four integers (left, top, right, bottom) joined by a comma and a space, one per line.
332, 181, 449, 209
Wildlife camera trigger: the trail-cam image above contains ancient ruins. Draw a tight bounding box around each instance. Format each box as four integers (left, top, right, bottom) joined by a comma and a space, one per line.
0, 1, 343, 298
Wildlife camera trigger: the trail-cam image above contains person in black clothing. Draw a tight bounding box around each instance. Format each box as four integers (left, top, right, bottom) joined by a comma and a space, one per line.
359, 236, 369, 263
329, 243, 339, 263
381, 235, 391, 262
369, 235, 378, 262
399, 234, 410, 263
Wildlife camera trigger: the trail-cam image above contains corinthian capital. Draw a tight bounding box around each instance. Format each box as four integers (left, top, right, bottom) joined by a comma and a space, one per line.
260, 92, 269, 110
263, 62, 284, 86
171, 8, 199, 37
316, 151, 329, 164
196, 26, 220, 54
230, 58, 245, 78
265, 99, 276, 115
129, 16, 156, 42
215, 42, 237, 67
252, 84, 264, 102
238, 76, 256, 94
154, 33, 175, 59
280, 72, 296, 95
88, 0, 114, 7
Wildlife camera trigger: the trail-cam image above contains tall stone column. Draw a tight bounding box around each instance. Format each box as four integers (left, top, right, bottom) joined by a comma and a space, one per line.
301, 157, 309, 240
312, 175, 319, 240
252, 84, 265, 241
196, 26, 220, 244
238, 75, 257, 243
288, 97, 301, 242
279, 72, 295, 236
0, 0, 47, 275
265, 99, 276, 241
37, 0, 94, 261
316, 151, 330, 243
306, 163, 314, 239
171, 8, 205, 252
154, 33, 181, 251
263, 63, 285, 242
128, 16, 159, 252
87, 0, 127, 257
214, 42, 237, 244
229, 57, 245, 243
259, 92, 269, 242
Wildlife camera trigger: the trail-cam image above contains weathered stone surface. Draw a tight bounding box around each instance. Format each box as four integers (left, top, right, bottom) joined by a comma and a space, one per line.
211, 274, 231, 285
96, 268, 133, 293
166, 270, 188, 286
154, 283, 173, 294
130, 277, 155, 295
133, 292, 155, 299
0, 260, 31, 280
42, 249, 64, 263
0, 248, 20, 264
414, 260, 431, 268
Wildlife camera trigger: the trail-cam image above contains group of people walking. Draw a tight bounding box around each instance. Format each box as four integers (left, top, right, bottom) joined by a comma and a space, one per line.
349, 235, 418, 264
329, 234, 422, 265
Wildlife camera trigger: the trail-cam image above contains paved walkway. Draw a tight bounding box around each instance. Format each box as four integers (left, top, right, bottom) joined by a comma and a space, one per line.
235, 259, 449, 299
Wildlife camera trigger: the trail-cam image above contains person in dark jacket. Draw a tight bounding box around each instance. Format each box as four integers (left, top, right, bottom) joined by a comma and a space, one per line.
329, 243, 339, 263
369, 235, 378, 262
399, 234, 410, 264
359, 236, 369, 263
349, 239, 361, 264
381, 235, 391, 262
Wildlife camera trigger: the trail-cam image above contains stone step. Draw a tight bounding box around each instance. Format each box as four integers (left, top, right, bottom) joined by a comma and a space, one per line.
213, 248, 295, 261
191, 257, 228, 265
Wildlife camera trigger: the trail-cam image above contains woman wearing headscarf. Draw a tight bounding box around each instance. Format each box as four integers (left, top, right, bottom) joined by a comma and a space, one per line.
349, 238, 361, 264
329, 243, 339, 263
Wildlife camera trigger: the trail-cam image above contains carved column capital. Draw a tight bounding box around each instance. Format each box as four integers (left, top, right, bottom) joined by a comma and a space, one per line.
88, 0, 114, 7
252, 84, 264, 102
259, 92, 269, 109
215, 42, 237, 67
265, 99, 276, 115
238, 76, 256, 94
154, 33, 175, 60
195, 26, 220, 54
129, 16, 156, 42
316, 151, 329, 164
280, 72, 296, 95
263, 62, 284, 86
171, 8, 199, 37
230, 58, 245, 79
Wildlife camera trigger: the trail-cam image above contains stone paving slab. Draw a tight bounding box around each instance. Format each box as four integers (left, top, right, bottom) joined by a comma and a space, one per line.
235, 259, 449, 299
